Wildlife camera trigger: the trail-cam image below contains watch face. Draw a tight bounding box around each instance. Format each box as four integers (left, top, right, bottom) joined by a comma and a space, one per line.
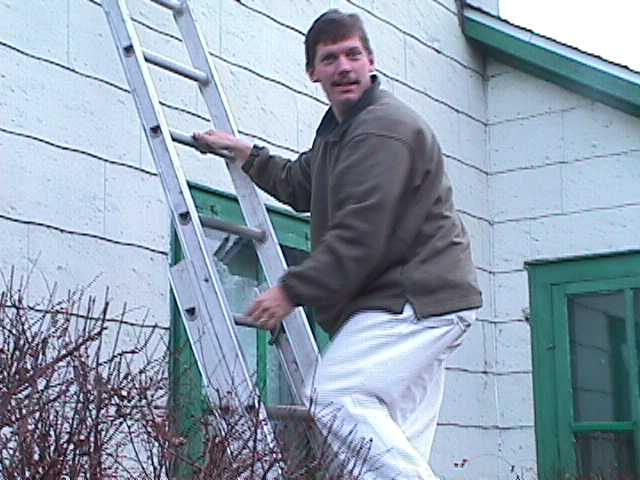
250, 145, 261, 157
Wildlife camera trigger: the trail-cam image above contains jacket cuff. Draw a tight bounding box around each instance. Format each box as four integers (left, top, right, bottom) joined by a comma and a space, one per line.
279, 271, 304, 307
241, 144, 268, 174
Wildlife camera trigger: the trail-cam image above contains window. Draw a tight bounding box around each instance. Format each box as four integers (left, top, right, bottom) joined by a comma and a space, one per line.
527, 251, 640, 480
168, 183, 328, 476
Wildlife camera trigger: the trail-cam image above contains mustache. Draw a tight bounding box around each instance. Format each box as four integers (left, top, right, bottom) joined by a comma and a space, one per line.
331, 78, 360, 87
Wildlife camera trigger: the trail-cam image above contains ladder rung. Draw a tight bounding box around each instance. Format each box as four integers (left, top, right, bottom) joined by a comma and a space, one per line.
149, 0, 184, 13
233, 313, 260, 328
200, 215, 266, 242
142, 49, 208, 84
169, 129, 234, 159
266, 405, 312, 422
234, 313, 284, 346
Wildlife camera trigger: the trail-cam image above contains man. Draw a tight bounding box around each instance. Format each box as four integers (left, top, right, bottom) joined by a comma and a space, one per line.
194, 9, 482, 480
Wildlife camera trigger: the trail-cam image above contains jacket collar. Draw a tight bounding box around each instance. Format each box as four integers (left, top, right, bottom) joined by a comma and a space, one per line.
316, 75, 381, 141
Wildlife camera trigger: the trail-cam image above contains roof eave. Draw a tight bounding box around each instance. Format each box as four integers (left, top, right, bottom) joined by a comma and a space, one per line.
461, 6, 640, 118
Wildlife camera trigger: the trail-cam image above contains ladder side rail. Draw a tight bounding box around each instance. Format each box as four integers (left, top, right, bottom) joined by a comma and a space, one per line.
103, 0, 257, 408
169, 261, 246, 399
103, 3, 286, 476
171, 3, 320, 402
169, 260, 284, 478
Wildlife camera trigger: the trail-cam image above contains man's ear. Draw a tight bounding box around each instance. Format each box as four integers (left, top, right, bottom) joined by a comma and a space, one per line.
367, 54, 376, 73
307, 68, 319, 83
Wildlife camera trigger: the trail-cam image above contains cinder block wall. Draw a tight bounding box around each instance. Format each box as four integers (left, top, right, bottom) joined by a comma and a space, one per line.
0, 0, 175, 324
487, 58, 640, 479
1, 0, 500, 478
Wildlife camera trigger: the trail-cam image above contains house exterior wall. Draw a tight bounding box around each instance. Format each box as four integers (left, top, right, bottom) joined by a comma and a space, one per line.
2, 1, 599, 479
487, 58, 640, 479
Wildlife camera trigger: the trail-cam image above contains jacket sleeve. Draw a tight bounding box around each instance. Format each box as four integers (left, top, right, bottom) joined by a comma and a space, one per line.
241, 145, 312, 213
280, 131, 443, 308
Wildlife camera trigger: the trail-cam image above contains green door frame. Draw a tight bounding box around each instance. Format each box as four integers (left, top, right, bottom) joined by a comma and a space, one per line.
527, 250, 640, 479
552, 279, 640, 476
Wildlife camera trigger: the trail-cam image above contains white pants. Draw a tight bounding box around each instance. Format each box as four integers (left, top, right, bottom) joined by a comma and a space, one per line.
308, 303, 475, 480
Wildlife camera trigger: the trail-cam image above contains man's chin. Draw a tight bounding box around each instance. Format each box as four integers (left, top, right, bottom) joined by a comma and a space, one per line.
331, 92, 361, 108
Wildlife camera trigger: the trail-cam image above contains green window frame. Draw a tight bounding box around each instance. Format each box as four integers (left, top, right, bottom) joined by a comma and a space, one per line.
168, 182, 328, 477
527, 251, 640, 479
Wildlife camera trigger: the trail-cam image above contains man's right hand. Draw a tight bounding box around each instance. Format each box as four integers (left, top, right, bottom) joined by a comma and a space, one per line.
192, 129, 253, 163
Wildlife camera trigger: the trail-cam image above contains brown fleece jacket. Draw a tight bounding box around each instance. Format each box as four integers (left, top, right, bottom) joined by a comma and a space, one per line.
242, 77, 482, 336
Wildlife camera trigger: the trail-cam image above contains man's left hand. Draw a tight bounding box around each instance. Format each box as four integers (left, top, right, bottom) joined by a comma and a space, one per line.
247, 286, 294, 332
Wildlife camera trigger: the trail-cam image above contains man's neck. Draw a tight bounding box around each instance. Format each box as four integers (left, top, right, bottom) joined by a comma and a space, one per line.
332, 106, 346, 123
331, 75, 378, 123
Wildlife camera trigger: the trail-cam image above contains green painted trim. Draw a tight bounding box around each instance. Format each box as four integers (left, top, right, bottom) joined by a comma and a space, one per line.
463, 10, 640, 118
526, 249, 640, 267
563, 277, 640, 295
551, 284, 577, 476
528, 253, 640, 478
526, 251, 640, 286
185, 184, 316, 407
255, 268, 269, 404
256, 329, 269, 403
169, 184, 315, 476
528, 267, 562, 480
572, 422, 634, 433
625, 289, 640, 466
313, 320, 331, 352
169, 229, 206, 478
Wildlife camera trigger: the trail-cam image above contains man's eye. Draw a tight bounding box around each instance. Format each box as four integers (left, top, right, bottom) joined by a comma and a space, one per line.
322, 55, 336, 64
347, 50, 363, 59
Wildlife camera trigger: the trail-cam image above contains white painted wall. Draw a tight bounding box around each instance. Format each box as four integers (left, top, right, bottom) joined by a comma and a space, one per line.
18, 1, 640, 479
487, 58, 640, 479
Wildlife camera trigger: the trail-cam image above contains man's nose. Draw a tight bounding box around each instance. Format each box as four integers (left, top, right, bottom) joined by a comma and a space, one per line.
335, 55, 352, 73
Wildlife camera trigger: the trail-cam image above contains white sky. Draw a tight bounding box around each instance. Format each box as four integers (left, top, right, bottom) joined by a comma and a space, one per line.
499, 0, 640, 72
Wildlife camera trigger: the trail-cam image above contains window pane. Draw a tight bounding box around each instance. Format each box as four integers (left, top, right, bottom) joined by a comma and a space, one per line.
575, 431, 636, 478
636, 290, 640, 391
207, 232, 311, 406
568, 292, 630, 422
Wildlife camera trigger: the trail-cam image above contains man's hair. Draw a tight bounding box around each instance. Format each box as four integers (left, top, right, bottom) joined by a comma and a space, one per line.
304, 9, 373, 71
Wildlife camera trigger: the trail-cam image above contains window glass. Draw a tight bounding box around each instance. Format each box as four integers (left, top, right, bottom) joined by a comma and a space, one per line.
575, 431, 636, 478
207, 230, 311, 405
568, 292, 629, 422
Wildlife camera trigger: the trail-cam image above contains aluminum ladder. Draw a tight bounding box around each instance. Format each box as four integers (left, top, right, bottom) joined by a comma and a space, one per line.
102, 0, 320, 475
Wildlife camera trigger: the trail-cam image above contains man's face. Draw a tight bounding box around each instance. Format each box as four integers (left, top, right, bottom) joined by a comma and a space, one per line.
308, 36, 375, 120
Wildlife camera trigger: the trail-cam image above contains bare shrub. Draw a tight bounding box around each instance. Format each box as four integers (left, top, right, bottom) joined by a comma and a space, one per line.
0, 269, 377, 479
